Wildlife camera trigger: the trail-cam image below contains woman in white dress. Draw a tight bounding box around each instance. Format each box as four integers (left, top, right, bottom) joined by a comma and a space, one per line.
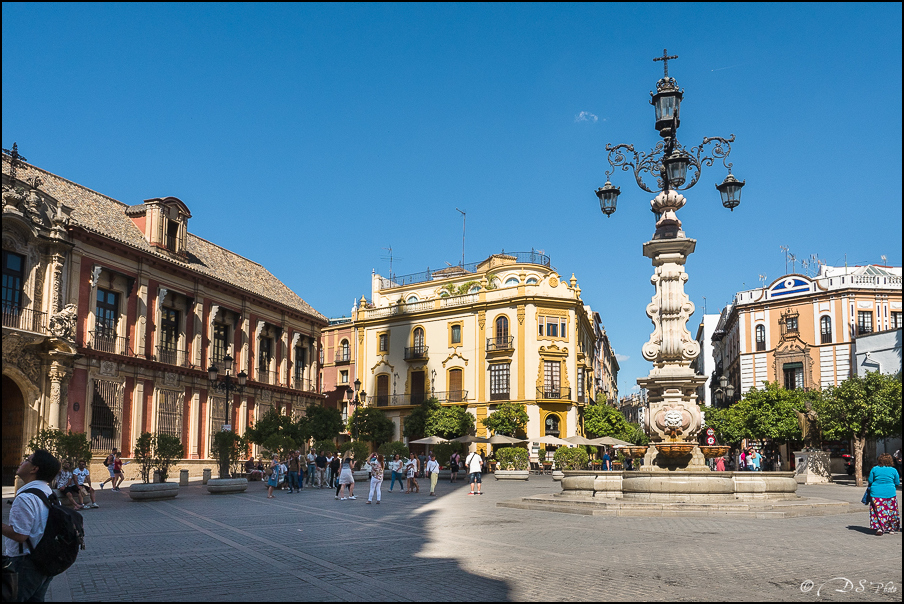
367, 454, 384, 504
337, 455, 356, 500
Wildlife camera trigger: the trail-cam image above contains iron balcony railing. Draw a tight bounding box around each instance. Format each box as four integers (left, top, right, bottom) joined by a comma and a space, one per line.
375, 251, 552, 290
334, 351, 351, 363
293, 377, 316, 392
87, 332, 132, 356
537, 386, 571, 400
1, 306, 48, 334
156, 345, 188, 367
257, 368, 276, 385
369, 390, 467, 407
490, 391, 510, 402
404, 345, 429, 361
436, 390, 467, 403
486, 336, 514, 352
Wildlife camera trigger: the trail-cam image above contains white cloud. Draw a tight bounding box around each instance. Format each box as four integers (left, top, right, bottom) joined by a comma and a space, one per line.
575, 111, 598, 123
615, 353, 630, 362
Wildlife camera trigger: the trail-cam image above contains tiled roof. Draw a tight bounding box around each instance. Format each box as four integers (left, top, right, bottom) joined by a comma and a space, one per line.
3, 155, 326, 323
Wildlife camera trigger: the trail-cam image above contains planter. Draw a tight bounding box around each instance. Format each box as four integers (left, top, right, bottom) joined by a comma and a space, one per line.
699, 445, 731, 459
551, 470, 565, 481
617, 446, 649, 458
353, 470, 371, 482
129, 482, 179, 501
207, 478, 249, 494
494, 470, 529, 481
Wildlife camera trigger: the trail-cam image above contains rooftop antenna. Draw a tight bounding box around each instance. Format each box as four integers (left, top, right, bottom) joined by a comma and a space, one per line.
702, 296, 706, 314
380, 246, 401, 281
758, 274, 767, 288
880, 254, 887, 266
455, 208, 466, 266
780, 246, 790, 275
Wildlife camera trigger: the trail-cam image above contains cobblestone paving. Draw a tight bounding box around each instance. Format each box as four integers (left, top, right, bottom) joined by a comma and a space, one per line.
4, 476, 900, 601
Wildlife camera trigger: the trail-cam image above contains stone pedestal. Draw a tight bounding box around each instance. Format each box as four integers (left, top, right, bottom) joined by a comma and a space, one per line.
793, 451, 832, 484
179, 469, 189, 486
202, 468, 212, 485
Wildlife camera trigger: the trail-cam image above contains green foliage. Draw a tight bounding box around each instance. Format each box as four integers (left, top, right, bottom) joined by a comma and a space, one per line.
348, 407, 394, 445
313, 439, 338, 455
405, 398, 475, 439
134, 433, 155, 484
594, 392, 608, 405
403, 398, 439, 439
26, 429, 91, 466
703, 406, 745, 445
733, 382, 805, 441
432, 441, 466, 466
338, 440, 371, 470
153, 433, 184, 482
553, 447, 589, 470
306, 405, 345, 442
261, 433, 297, 460
213, 430, 248, 478
481, 402, 529, 436
495, 446, 529, 471
584, 403, 631, 439
245, 408, 306, 451
377, 440, 410, 460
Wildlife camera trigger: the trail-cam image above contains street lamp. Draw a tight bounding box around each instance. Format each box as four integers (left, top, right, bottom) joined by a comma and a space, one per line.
595, 50, 747, 457
353, 378, 361, 404
207, 354, 247, 479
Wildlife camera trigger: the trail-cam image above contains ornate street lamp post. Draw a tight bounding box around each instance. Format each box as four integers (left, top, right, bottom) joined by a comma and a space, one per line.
594, 50, 745, 466
207, 354, 247, 477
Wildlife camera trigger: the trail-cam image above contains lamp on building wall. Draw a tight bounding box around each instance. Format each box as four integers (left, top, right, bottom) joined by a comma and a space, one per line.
353, 377, 361, 404
207, 354, 248, 431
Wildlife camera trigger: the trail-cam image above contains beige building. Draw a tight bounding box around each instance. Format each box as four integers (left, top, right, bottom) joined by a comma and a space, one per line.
713, 264, 902, 402
350, 252, 610, 448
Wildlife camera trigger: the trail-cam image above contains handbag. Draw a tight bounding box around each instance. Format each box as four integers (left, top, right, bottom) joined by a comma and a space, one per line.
2, 556, 18, 602
861, 487, 871, 506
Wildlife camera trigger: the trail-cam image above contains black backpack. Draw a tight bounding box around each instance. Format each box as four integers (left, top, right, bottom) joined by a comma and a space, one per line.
18, 488, 85, 576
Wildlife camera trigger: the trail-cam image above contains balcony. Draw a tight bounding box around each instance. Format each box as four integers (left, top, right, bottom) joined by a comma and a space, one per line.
537, 386, 571, 400
87, 332, 132, 356
293, 377, 316, 392
490, 391, 510, 402
334, 351, 351, 364
257, 368, 276, 385
2, 306, 48, 334
156, 345, 188, 367
404, 345, 429, 361
436, 390, 467, 403
486, 336, 514, 352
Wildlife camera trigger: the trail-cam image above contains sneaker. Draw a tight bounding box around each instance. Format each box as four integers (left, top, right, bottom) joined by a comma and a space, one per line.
112, 488, 120, 492
91, 503, 99, 508
340, 497, 347, 501
99, 483, 105, 489
477, 492, 483, 495
877, 530, 884, 536
468, 492, 475, 496
349, 496, 356, 500
335, 496, 340, 500
366, 501, 372, 504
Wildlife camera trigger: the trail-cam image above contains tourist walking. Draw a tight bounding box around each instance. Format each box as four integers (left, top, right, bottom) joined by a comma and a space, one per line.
867, 453, 901, 535
466, 449, 483, 495
337, 455, 356, 500
287, 451, 300, 493
426, 453, 440, 496
715, 455, 726, 472
405, 453, 419, 494
99, 448, 117, 488
602, 449, 612, 471
388, 454, 405, 492
329, 453, 341, 489
306, 450, 317, 485
111, 450, 125, 491
367, 454, 384, 504
325, 451, 335, 487
266, 456, 278, 498
450, 451, 460, 483
2, 449, 62, 602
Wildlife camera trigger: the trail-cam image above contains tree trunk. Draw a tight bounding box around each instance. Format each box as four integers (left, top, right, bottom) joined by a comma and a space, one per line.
219, 458, 231, 479
852, 433, 866, 487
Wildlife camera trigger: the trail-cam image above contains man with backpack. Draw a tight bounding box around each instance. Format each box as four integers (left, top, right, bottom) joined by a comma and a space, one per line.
2, 449, 66, 601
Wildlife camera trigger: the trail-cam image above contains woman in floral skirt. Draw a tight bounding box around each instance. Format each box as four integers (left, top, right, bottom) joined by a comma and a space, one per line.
868, 453, 901, 535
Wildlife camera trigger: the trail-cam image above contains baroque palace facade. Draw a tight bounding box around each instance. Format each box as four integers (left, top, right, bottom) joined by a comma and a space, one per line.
2, 150, 326, 485
344, 252, 618, 449
712, 264, 902, 403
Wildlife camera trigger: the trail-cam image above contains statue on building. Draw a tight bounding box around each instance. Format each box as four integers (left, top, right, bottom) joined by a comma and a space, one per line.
796, 400, 821, 450
49, 304, 78, 341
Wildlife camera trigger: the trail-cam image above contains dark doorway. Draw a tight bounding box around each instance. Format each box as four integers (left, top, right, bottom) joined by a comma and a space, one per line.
2, 375, 25, 486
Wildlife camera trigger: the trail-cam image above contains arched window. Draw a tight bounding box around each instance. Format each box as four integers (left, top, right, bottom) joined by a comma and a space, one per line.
505, 277, 520, 287
413, 327, 425, 350
820, 316, 832, 344
469, 285, 480, 294
448, 368, 463, 402
406, 295, 418, 304
340, 339, 349, 361
526, 277, 538, 284
544, 414, 560, 437
495, 315, 509, 348
755, 324, 766, 351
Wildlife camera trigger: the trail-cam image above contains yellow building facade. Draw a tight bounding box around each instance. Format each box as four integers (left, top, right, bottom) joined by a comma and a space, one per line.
351, 253, 605, 449
714, 265, 902, 399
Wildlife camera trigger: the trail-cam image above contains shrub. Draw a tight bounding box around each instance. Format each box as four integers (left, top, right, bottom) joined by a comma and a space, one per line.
213, 430, 248, 478
261, 434, 297, 460
432, 442, 466, 466
26, 429, 91, 467
338, 440, 371, 470
495, 447, 529, 471
134, 432, 155, 484
553, 447, 589, 470
153, 433, 184, 482
377, 440, 409, 460
313, 439, 337, 455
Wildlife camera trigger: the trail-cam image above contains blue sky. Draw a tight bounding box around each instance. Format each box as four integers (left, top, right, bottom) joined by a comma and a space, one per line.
3, 3, 901, 394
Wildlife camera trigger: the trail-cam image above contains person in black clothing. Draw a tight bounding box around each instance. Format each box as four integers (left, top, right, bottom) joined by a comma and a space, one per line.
315, 451, 328, 488
329, 454, 341, 489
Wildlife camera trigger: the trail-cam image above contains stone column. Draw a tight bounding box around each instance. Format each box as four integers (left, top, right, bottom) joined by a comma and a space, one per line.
47, 362, 69, 430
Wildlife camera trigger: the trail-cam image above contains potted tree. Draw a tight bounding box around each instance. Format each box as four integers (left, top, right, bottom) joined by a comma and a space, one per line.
494, 447, 530, 480
553, 447, 589, 481
129, 432, 181, 500
207, 431, 250, 494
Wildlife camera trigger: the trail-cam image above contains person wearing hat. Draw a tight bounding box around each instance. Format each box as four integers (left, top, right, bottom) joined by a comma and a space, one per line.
426, 453, 440, 496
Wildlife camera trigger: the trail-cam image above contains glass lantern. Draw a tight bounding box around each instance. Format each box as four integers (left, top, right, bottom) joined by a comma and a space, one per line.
595, 181, 620, 217
716, 173, 745, 210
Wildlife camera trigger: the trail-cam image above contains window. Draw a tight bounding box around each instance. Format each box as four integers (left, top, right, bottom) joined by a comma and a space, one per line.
539, 316, 567, 338
892, 312, 903, 330
505, 277, 519, 287
212, 323, 228, 364
820, 316, 832, 344
526, 277, 538, 284
159, 307, 179, 364
785, 315, 798, 333
544, 414, 560, 437
95, 288, 120, 351
490, 364, 510, 401
1, 250, 25, 312
157, 390, 183, 440
406, 295, 418, 304
577, 367, 585, 402
496, 315, 509, 343
376, 374, 390, 406
294, 346, 306, 386
543, 361, 561, 398
258, 337, 272, 377
468, 285, 480, 294
783, 362, 803, 390
378, 333, 389, 353
413, 327, 425, 350
857, 311, 873, 335
755, 324, 766, 351
208, 397, 227, 455
448, 368, 463, 401
90, 380, 123, 452
451, 324, 462, 344
339, 339, 350, 361
340, 370, 349, 384
165, 219, 179, 252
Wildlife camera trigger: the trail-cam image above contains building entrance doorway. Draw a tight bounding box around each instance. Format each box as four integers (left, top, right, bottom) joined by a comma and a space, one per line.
2, 375, 25, 486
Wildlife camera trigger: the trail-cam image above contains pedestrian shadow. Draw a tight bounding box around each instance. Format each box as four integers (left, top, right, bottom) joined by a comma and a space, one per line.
845, 525, 876, 535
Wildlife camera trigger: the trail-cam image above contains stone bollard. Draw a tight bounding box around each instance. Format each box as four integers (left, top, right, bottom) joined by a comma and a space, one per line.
179, 469, 189, 486
202, 468, 211, 485
153, 470, 162, 483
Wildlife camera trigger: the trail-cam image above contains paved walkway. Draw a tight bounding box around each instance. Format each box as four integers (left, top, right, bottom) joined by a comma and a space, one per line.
3, 475, 901, 601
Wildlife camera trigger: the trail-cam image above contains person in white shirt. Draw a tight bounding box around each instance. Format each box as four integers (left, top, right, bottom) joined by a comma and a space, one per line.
72, 459, 98, 508
2, 449, 61, 601
466, 449, 484, 495
426, 454, 440, 496
405, 453, 419, 494
388, 454, 405, 491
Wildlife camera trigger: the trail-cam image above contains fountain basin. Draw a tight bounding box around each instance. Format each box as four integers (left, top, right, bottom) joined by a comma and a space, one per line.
699, 445, 732, 459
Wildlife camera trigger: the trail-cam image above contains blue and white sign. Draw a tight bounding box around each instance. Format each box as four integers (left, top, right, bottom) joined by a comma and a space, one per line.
769, 277, 811, 298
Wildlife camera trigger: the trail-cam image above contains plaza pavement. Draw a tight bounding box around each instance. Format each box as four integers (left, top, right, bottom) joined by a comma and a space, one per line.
3, 474, 901, 602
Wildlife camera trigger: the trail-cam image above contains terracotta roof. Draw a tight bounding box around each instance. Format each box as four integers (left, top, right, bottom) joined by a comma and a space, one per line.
3, 155, 326, 323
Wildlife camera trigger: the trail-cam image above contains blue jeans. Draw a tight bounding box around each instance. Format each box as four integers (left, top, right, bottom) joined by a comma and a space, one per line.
287, 471, 300, 491
306, 464, 316, 484
390, 470, 405, 491
9, 555, 52, 602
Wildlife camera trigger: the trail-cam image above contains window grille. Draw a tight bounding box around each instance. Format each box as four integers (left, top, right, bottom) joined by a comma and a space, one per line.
157, 389, 183, 439
208, 397, 227, 457
90, 380, 123, 452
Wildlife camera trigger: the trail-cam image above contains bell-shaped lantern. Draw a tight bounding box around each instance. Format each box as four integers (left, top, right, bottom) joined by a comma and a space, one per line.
595, 181, 620, 217
651, 77, 683, 137
716, 173, 745, 211
236, 370, 248, 387
207, 364, 219, 382
662, 150, 690, 188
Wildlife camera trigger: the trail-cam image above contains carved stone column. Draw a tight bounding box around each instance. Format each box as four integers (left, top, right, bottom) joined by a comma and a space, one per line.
47, 361, 70, 430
